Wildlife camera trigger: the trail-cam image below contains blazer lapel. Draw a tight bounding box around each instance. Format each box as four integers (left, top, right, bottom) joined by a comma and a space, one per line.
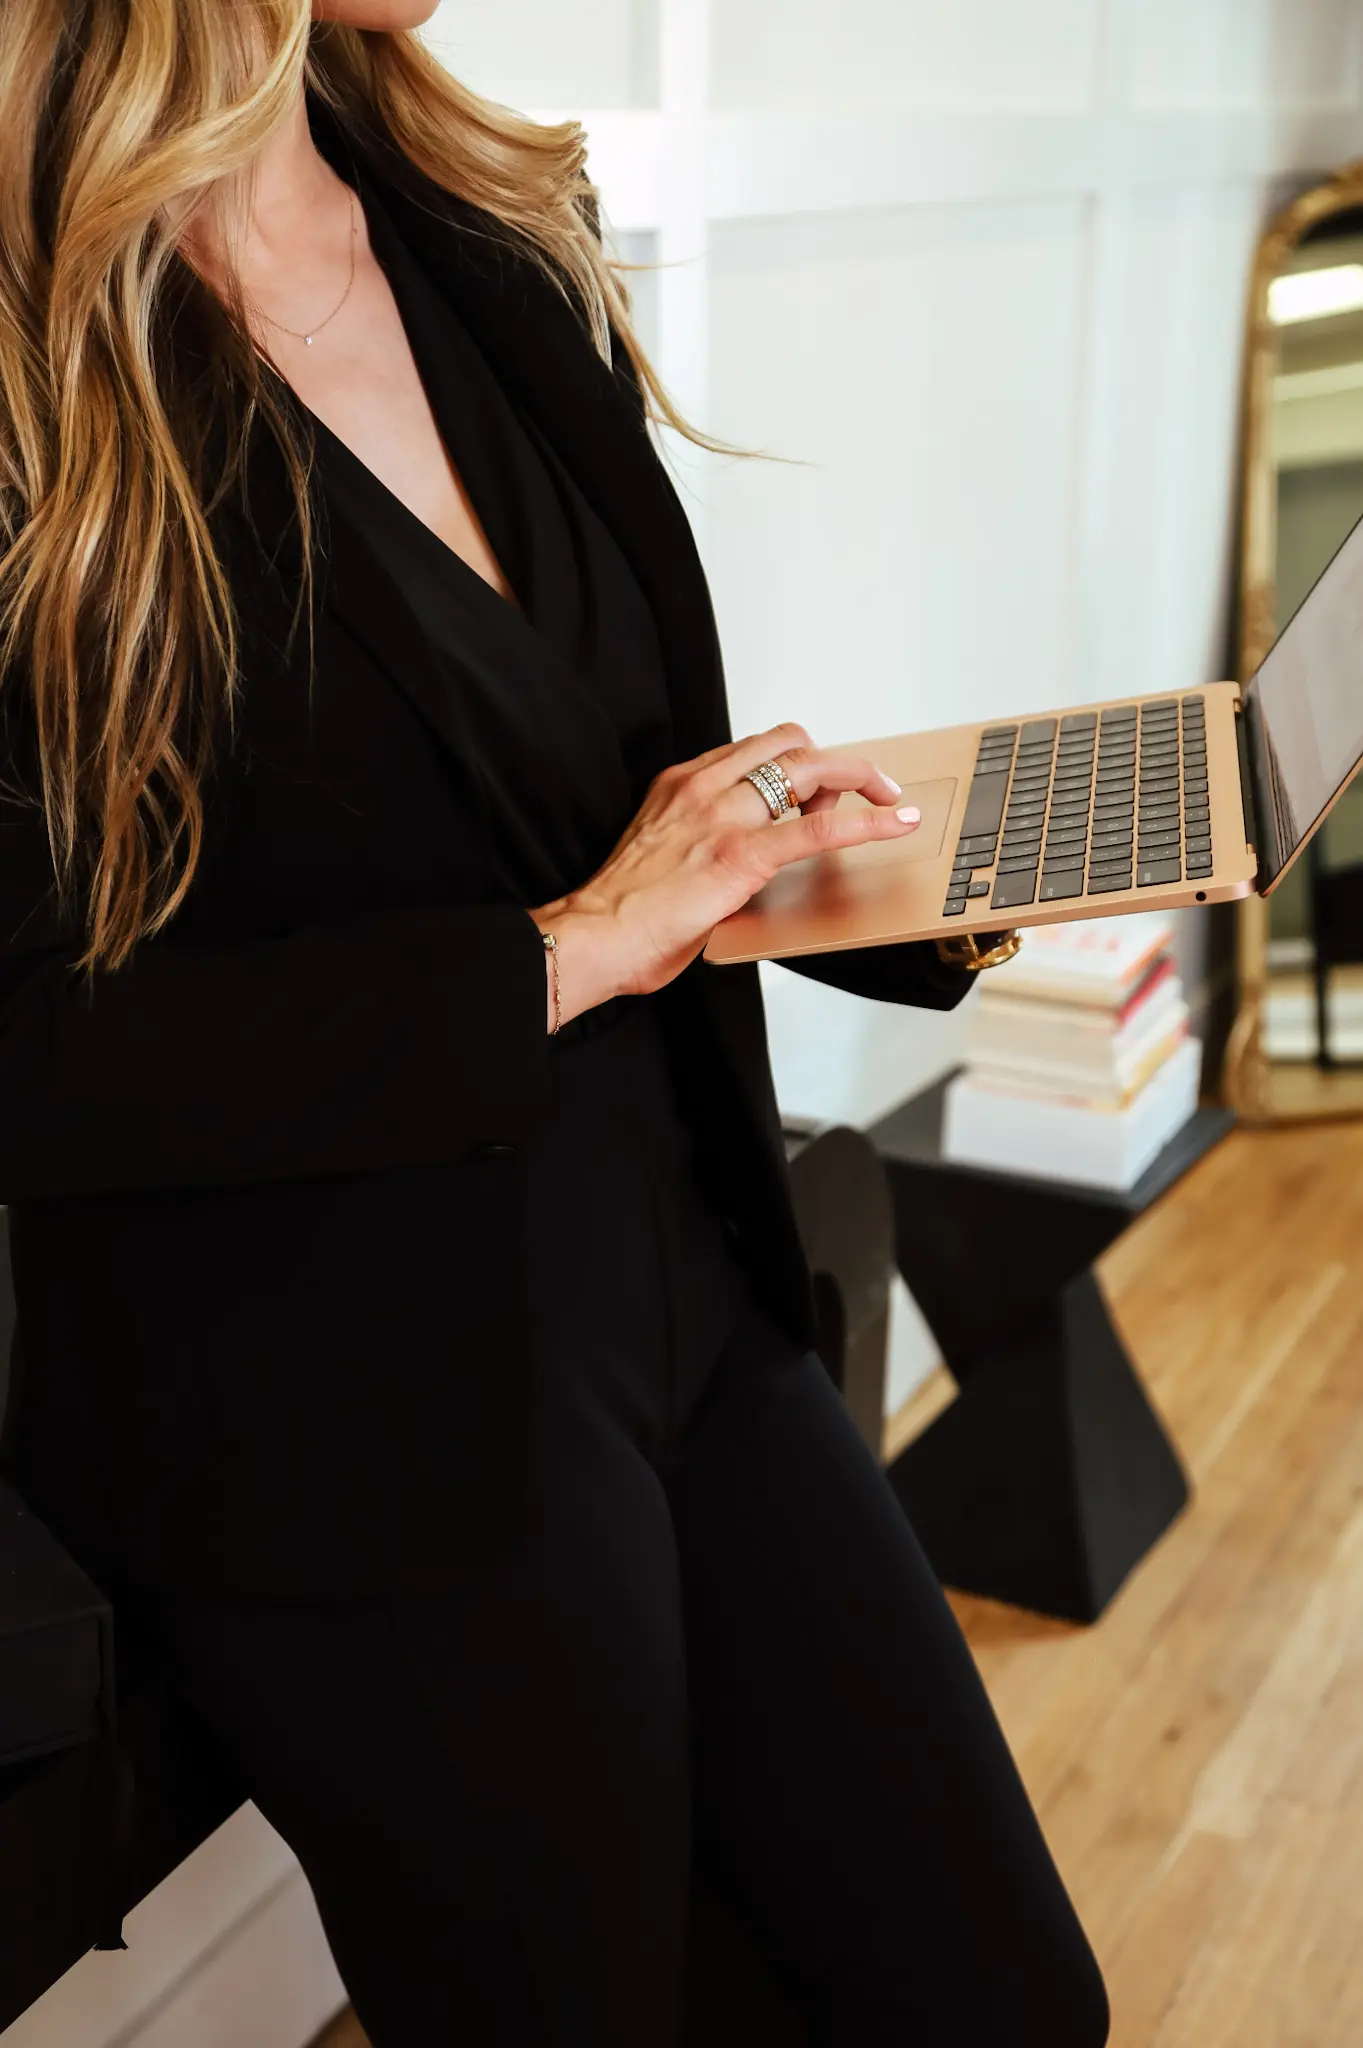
305, 91, 732, 766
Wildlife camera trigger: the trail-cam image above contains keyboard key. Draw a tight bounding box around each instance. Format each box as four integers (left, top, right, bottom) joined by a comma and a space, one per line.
992, 869, 1038, 908
1186, 834, 1212, 854
982, 724, 1019, 739
1187, 857, 1213, 877
1139, 825, 1181, 850
1062, 713, 1098, 731
1101, 707, 1137, 725
960, 774, 1010, 838
943, 899, 967, 915
958, 834, 998, 855
1087, 871, 1132, 893
997, 855, 1041, 876
1138, 858, 1182, 886
967, 880, 990, 898
1020, 719, 1058, 743
1040, 870, 1084, 901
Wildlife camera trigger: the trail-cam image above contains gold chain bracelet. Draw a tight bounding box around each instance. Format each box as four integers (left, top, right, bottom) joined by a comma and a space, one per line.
934, 929, 1024, 973
541, 928, 562, 1034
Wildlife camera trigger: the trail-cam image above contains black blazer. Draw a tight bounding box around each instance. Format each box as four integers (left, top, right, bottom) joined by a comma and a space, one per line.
0, 96, 970, 1601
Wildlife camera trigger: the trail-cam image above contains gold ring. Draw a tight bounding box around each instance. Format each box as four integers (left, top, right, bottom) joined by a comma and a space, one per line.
774, 761, 801, 811
745, 760, 798, 819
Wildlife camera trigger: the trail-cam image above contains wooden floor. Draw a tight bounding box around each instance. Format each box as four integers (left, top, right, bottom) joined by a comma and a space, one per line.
312, 1115, 1363, 2048
953, 1112, 1363, 2048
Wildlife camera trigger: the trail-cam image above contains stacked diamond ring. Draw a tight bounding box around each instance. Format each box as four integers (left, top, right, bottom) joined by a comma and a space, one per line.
743, 758, 801, 820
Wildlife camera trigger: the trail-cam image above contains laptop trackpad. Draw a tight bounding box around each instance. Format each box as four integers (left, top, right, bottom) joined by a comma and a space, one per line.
844, 775, 955, 865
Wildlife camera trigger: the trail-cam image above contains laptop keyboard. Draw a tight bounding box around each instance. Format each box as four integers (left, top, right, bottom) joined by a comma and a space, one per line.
942, 695, 1211, 918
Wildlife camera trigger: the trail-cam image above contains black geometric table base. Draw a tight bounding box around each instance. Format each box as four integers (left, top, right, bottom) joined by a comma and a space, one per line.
869, 1073, 1232, 1624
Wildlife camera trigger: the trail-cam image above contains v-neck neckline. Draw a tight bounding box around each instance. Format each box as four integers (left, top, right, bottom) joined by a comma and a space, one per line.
252, 180, 527, 624
305, 402, 527, 624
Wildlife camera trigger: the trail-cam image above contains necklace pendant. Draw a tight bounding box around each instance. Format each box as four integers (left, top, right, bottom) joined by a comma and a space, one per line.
304, 335, 314, 346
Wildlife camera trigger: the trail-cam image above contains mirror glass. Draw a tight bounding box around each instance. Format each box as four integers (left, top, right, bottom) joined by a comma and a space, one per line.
1259, 209, 1363, 1110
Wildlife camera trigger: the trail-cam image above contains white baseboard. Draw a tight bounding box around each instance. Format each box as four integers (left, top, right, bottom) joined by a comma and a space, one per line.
1, 1806, 347, 2048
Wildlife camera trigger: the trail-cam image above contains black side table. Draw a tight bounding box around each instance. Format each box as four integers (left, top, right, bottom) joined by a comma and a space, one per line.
783, 1120, 896, 1459
868, 1072, 1232, 1624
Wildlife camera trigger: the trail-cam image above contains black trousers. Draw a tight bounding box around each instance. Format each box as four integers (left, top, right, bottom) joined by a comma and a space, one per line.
116, 1006, 1109, 2046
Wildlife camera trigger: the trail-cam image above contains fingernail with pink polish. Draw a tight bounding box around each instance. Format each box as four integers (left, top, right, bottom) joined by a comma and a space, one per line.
897, 806, 920, 823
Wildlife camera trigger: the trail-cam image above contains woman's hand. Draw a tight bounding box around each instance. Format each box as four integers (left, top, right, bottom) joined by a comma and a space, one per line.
529, 722, 920, 1028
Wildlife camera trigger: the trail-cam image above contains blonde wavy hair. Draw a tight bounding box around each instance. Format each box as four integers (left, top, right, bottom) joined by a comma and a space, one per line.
0, 0, 702, 970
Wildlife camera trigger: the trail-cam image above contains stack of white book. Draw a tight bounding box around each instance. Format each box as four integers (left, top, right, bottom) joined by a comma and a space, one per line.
942, 913, 1201, 1189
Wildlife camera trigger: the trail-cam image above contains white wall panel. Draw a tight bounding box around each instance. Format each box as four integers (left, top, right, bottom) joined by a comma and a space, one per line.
704, 198, 1088, 743
421, 0, 657, 111
1071, 184, 1261, 711
711, 0, 1102, 114
1123, 0, 1360, 113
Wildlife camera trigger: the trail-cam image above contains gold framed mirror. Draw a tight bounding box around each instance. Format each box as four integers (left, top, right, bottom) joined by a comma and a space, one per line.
1224, 162, 1363, 1122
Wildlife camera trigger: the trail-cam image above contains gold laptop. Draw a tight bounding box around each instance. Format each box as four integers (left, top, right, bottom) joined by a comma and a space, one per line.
705, 504, 1363, 967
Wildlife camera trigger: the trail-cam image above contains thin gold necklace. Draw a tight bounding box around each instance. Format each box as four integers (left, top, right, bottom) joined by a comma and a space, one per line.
255, 189, 358, 346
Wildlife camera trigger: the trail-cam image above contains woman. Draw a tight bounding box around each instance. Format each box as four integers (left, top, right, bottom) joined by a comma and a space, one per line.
0, 3, 1109, 2043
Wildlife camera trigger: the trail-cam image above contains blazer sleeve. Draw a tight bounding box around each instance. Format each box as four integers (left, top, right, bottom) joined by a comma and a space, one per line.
776, 941, 975, 1012
0, 797, 551, 1204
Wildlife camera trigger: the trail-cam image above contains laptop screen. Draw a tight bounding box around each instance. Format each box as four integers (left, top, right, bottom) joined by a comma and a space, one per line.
1245, 505, 1363, 887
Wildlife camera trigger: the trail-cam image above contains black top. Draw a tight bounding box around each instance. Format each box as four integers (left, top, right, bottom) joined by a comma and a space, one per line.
309, 179, 674, 912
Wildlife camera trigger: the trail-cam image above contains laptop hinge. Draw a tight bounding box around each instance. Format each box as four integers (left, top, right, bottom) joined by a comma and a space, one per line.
1234, 694, 1265, 889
